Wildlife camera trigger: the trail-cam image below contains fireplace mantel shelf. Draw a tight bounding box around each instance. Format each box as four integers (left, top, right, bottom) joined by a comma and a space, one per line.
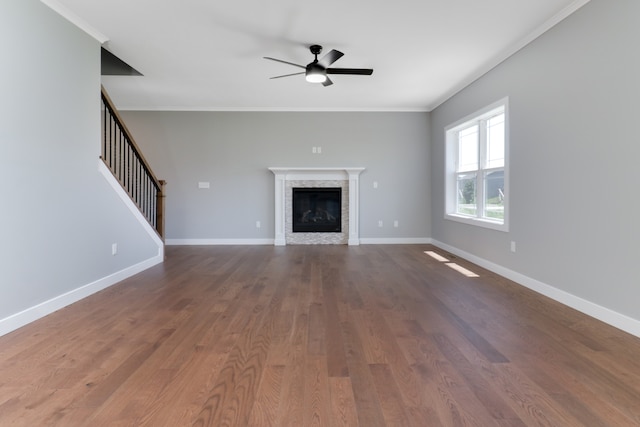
268, 167, 365, 181
268, 167, 365, 246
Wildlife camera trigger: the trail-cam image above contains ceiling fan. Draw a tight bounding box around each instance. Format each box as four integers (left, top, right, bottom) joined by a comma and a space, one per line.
264, 45, 373, 87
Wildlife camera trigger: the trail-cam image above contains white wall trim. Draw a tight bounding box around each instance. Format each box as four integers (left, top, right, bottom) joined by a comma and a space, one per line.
167, 238, 432, 246
360, 237, 433, 245
0, 254, 162, 337
0, 162, 166, 337
431, 239, 640, 339
427, 0, 591, 111
166, 238, 275, 246
117, 106, 430, 113
40, 0, 109, 44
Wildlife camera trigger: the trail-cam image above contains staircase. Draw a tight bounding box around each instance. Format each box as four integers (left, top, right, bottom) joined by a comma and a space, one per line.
100, 86, 165, 238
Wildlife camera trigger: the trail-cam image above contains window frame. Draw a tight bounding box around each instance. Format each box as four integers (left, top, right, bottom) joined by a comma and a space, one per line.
445, 97, 509, 232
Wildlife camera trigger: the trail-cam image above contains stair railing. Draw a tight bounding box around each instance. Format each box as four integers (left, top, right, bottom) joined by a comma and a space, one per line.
101, 86, 165, 238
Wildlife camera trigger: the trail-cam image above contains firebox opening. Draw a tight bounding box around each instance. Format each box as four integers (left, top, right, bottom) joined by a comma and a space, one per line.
292, 187, 342, 233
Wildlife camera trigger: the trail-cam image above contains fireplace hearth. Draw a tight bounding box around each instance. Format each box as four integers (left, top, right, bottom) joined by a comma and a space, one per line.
292, 187, 341, 233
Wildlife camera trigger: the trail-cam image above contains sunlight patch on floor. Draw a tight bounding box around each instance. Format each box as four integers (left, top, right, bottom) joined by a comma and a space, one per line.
445, 262, 480, 278
424, 251, 449, 262
424, 250, 479, 277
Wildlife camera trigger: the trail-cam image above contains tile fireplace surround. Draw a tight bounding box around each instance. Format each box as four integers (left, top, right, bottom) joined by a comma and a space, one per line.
268, 167, 365, 246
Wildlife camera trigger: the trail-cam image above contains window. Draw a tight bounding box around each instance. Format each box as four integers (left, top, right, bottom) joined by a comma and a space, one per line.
445, 98, 508, 231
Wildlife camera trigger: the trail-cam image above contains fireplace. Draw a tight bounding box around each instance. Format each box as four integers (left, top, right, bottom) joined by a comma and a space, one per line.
268, 167, 365, 245
292, 187, 342, 233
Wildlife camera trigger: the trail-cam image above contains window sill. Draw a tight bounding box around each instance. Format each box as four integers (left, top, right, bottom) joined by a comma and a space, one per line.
445, 213, 509, 232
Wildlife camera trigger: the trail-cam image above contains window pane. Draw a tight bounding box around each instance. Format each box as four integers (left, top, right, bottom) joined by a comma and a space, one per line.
456, 173, 476, 216
486, 113, 504, 169
483, 170, 504, 220
458, 125, 478, 172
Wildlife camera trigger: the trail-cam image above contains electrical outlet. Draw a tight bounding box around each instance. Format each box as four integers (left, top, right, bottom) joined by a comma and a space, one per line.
510, 241, 516, 253
256, 221, 261, 228
373, 181, 378, 189
394, 220, 399, 228
317, 146, 322, 154
378, 220, 383, 227
198, 182, 210, 189
312, 147, 317, 153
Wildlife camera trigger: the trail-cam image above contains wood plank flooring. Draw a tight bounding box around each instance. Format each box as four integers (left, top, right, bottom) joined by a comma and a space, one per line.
1, 244, 640, 426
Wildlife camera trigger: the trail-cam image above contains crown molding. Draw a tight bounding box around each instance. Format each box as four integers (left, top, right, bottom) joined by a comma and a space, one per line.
40, 0, 108, 44
427, 0, 592, 111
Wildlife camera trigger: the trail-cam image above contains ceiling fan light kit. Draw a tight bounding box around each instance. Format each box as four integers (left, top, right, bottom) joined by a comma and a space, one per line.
265, 44, 373, 87
305, 73, 327, 84
305, 63, 327, 83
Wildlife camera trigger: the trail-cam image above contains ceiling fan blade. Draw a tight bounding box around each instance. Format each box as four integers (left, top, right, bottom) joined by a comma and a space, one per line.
326, 68, 374, 75
318, 49, 344, 68
270, 72, 305, 79
322, 76, 334, 87
263, 57, 306, 69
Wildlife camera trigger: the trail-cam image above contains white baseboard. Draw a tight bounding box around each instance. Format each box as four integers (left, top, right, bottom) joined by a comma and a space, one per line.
167, 237, 431, 246
0, 161, 167, 337
360, 237, 433, 245
0, 254, 163, 337
431, 240, 640, 339
37, 231, 634, 339
166, 238, 275, 246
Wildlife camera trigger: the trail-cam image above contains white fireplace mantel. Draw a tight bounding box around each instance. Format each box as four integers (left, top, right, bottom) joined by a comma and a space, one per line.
268, 167, 365, 246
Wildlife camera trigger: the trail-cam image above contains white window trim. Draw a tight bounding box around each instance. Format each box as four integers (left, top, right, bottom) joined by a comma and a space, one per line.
445, 97, 509, 232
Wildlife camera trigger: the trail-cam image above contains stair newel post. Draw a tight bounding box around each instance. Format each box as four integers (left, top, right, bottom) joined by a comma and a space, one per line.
156, 180, 166, 240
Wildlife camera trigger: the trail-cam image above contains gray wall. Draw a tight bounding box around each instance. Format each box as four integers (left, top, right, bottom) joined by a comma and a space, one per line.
430, 0, 640, 320
0, 0, 160, 323
121, 111, 431, 241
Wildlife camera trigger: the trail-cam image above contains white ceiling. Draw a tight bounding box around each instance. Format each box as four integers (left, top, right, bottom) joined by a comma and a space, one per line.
45, 0, 589, 111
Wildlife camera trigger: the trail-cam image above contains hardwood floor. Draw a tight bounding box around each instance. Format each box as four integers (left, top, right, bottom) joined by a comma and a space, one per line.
1, 244, 640, 426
